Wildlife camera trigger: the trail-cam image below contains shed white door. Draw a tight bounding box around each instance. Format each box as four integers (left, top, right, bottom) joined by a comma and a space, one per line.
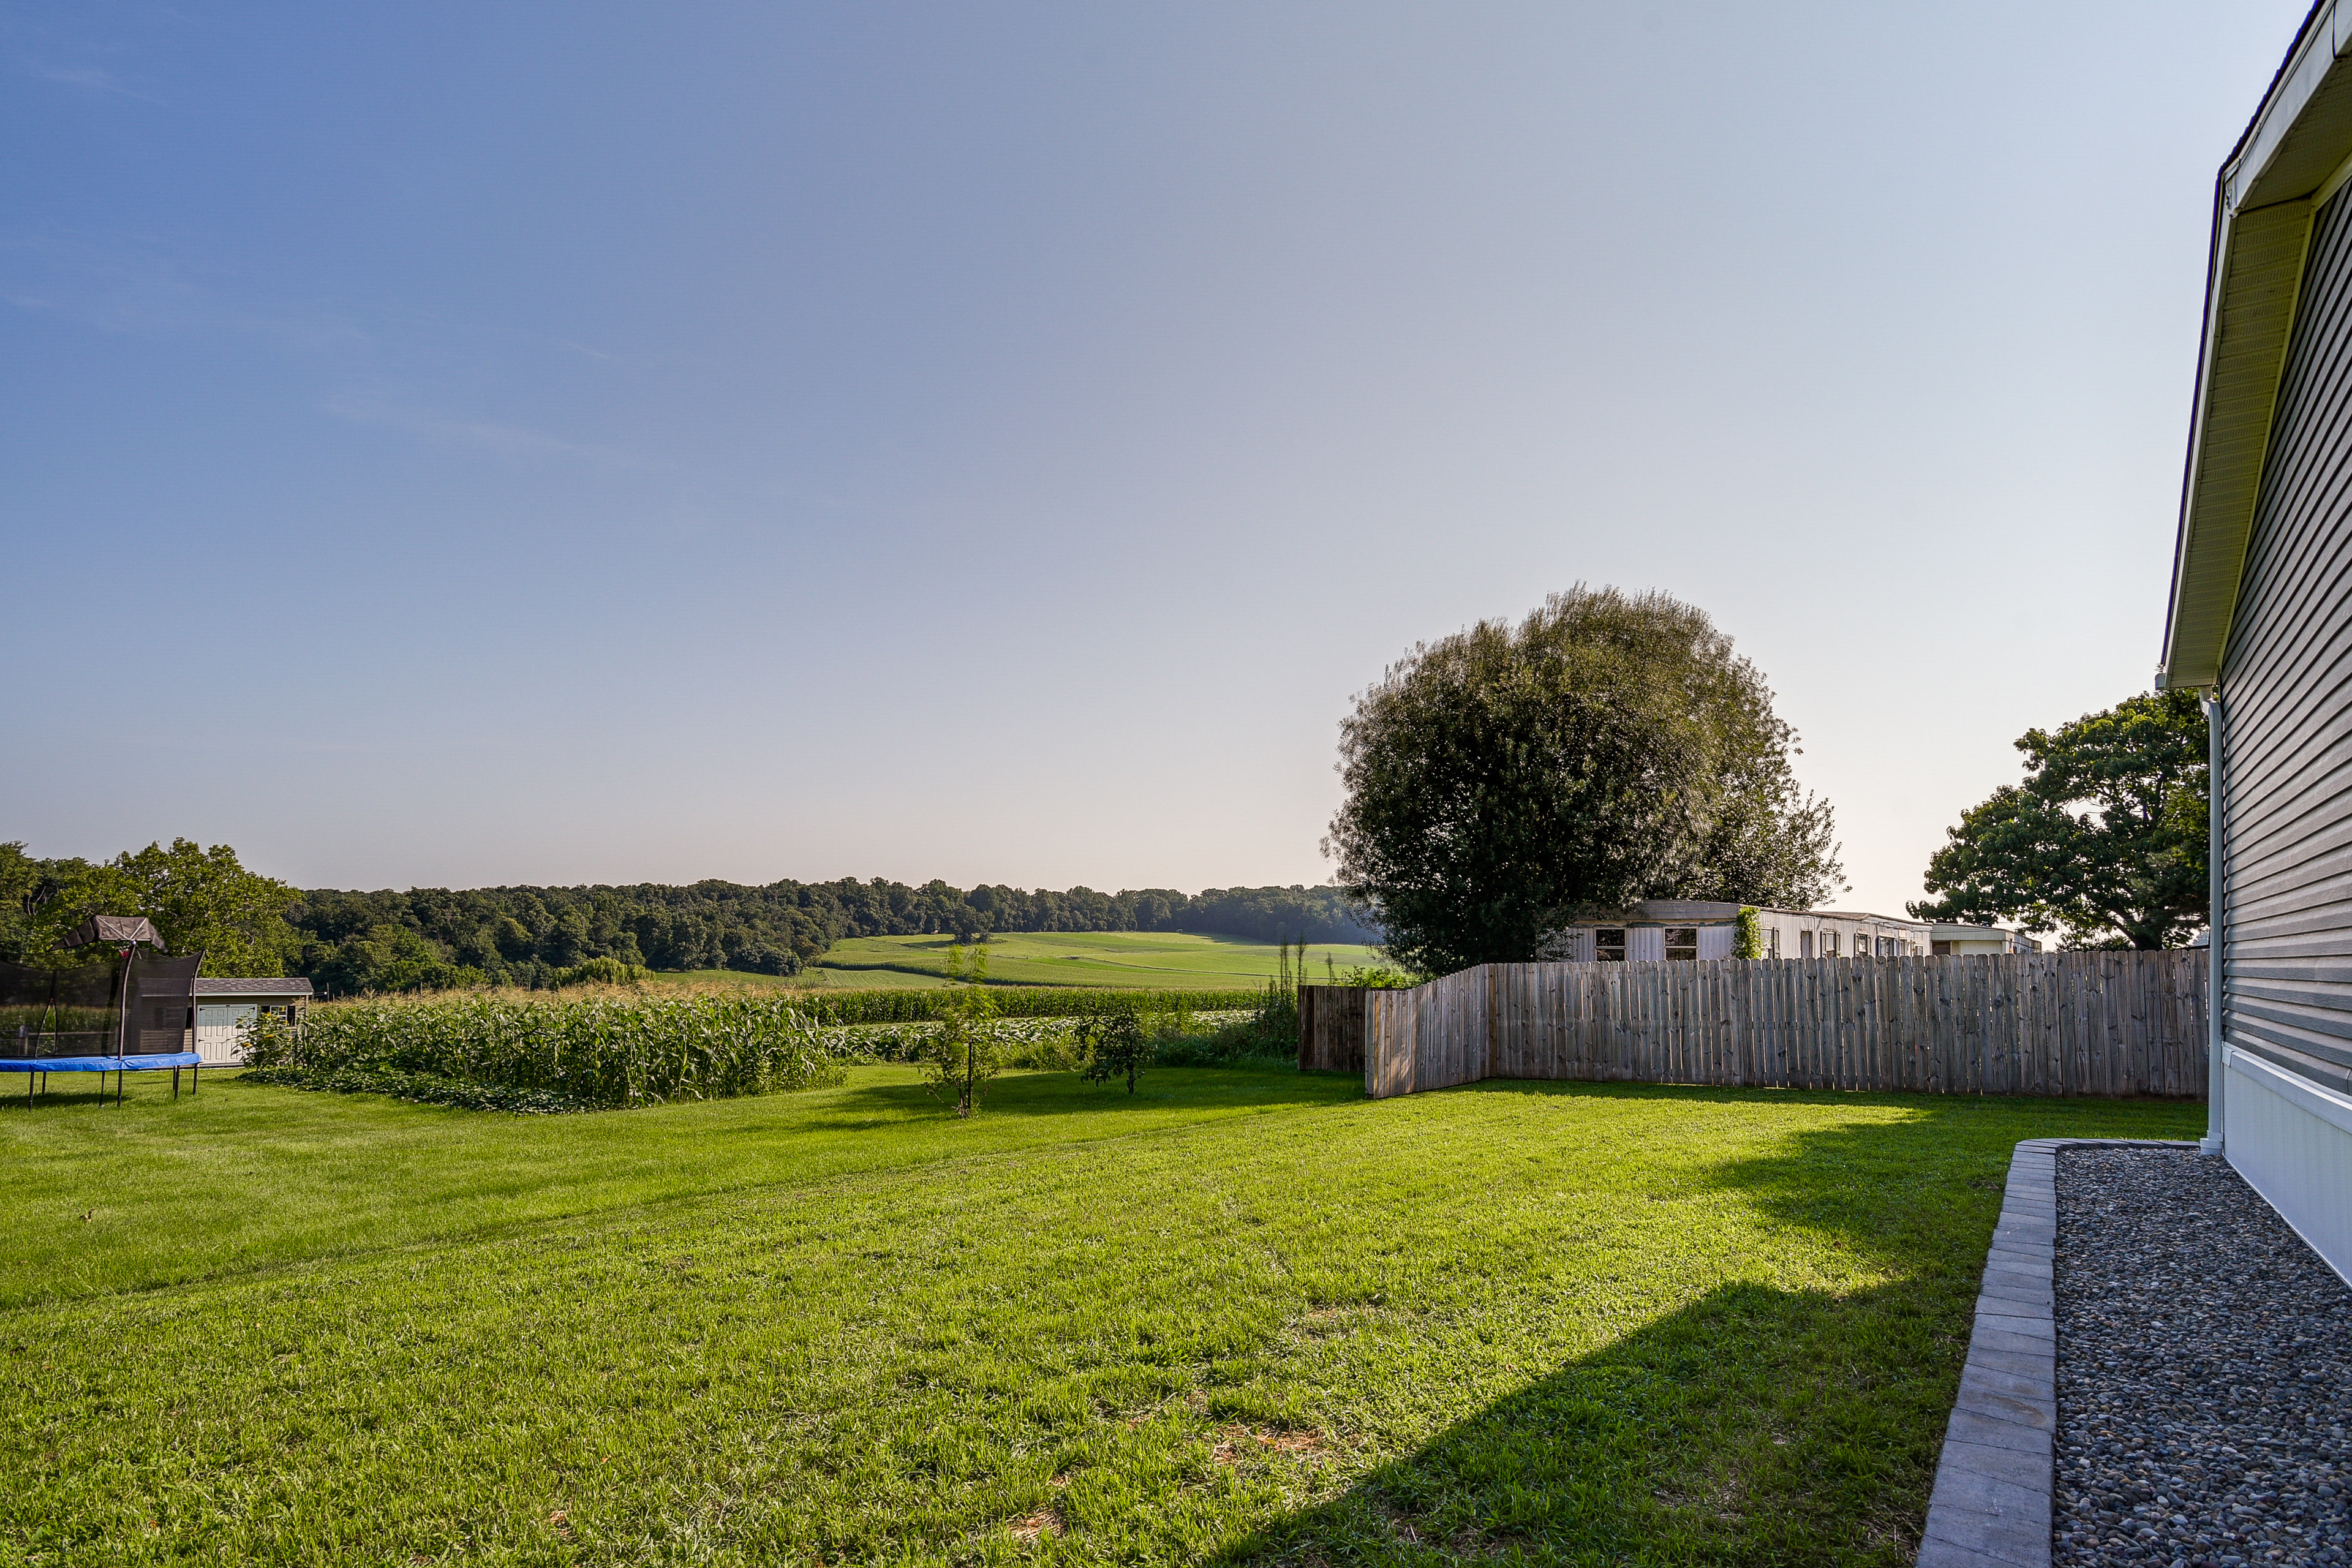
1697, 925, 1736, 960
195, 1004, 255, 1065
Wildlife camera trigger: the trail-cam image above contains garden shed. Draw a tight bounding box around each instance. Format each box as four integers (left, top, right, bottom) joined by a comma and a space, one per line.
190, 977, 313, 1065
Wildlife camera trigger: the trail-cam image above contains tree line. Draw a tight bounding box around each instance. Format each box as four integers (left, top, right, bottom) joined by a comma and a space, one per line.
0, 842, 1379, 992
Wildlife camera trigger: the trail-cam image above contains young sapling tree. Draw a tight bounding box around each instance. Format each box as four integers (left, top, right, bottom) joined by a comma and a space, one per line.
922, 943, 1003, 1117
1078, 1005, 1152, 1095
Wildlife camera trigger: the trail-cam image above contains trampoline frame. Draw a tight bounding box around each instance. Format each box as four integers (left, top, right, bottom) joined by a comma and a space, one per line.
3, 1054, 202, 1107
3, 930, 206, 1110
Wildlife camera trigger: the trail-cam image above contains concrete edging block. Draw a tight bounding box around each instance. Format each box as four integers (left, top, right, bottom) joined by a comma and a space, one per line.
1916, 1137, 2198, 1568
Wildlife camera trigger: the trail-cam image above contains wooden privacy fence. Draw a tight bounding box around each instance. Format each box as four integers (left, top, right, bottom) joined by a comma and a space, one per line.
1350, 953, 2207, 1101
1298, 985, 1368, 1073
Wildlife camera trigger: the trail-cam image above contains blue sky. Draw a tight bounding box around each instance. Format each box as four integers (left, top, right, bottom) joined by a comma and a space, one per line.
0, 1, 2310, 916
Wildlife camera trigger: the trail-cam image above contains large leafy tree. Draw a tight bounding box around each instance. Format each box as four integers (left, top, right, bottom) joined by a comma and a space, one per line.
5, 838, 300, 974
1909, 691, 2207, 950
1325, 586, 1843, 976
0, 842, 48, 962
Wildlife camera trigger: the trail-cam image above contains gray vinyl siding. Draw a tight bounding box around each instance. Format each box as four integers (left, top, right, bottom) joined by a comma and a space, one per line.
2221, 183, 2352, 1098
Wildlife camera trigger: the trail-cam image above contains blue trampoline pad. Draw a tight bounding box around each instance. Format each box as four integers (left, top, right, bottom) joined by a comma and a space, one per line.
1, 1053, 202, 1072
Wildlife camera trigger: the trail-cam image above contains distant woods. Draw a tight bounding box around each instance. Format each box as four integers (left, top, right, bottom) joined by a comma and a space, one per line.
293, 880, 1378, 994
2, 842, 1379, 994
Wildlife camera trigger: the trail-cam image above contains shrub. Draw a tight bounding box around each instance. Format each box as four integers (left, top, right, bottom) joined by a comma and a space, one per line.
1077, 1006, 1152, 1094
1155, 1025, 1295, 1068
1734, 906, 1764, 960
820, 1012, 1245, 1068
921, 945, 1002, 1116
549, 956, 649, 989
1163, 938, 1310, 1063
1324, 963, 1418, 989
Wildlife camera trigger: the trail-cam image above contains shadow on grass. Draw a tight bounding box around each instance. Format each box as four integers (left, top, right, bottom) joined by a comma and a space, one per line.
0, 1074, 204, 1114
1215, 1276, 1941, 1568
802, 1064, 1365, 1127
1207, 1085, 2197, 1566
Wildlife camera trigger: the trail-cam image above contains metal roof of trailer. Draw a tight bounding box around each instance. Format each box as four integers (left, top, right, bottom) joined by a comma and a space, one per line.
2161, 1, 2352, 688
1559, 903, 1928, 929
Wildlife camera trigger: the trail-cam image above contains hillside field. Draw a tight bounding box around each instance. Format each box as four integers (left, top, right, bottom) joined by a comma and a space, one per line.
813, 929, 1387, 989
642, 964, 954, 992
0, 1068, 2200, 1564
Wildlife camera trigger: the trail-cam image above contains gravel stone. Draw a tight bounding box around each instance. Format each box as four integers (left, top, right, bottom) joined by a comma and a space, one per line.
2053, 1146, 2352, 1568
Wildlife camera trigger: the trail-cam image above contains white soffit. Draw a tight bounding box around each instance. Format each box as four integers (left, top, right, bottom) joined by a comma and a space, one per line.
2160, 2, 2352, 690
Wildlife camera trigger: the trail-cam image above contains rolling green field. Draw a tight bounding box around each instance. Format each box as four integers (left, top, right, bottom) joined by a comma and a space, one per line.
814, 929, 1387, 989
643, 965, 953, 992
0, 1068, 2198, 1564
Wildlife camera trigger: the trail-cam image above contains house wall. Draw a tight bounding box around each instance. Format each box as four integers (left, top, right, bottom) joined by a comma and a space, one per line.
1551, 929, 1596, 962
1934, 934, 2022, 956
2216, 179, 2352, 1280
1755, 912, 1929, 959
1544, 908, 1929, 962
2222, 1048, 2352, 1284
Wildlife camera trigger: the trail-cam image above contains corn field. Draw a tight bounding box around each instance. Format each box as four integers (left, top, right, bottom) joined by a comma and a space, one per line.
247, 993, 843, 1107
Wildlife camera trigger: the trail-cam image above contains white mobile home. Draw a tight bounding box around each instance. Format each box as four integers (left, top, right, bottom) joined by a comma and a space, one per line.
2158, 4, 2352, 1280
1923, 922, 2040, 956
1543, 901, 1931, 962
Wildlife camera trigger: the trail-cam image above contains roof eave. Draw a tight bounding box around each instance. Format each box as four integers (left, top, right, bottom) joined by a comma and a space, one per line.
2159, 3, 2352, 690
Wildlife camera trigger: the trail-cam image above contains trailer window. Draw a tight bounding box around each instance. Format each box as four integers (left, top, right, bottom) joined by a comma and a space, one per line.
1596, 929, 1626, 962
1664, 927, 1698, 960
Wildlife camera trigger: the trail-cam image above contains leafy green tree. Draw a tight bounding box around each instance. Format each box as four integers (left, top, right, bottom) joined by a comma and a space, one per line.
922, 944, 1003, 1116
7, 839, 298, 973
313, 924, 476, 995
1908, 691, 2208, 950
1077, 1004, 1152, 1094
1325, 586, 1843, 976
0, 842, 48, 961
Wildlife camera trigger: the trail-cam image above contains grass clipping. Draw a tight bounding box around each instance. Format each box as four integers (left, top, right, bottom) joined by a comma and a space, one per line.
243, 993, 845, 1110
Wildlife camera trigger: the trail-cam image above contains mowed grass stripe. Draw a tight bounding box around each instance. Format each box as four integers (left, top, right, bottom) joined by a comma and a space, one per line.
0, 1076, 2200, 1566
0, 1067, 1356, 1310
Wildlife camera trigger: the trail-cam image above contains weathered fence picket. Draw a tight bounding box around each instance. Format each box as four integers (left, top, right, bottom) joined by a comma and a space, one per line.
1343, 952, 2206, 1102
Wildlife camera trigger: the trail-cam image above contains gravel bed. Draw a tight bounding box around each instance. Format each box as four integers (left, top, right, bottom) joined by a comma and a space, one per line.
2054, 1145, 2351, 1567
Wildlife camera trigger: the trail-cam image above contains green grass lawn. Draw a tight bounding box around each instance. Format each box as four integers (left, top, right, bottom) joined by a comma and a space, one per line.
814, 930, 1387, 989
0, 1070, 2200, 1565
